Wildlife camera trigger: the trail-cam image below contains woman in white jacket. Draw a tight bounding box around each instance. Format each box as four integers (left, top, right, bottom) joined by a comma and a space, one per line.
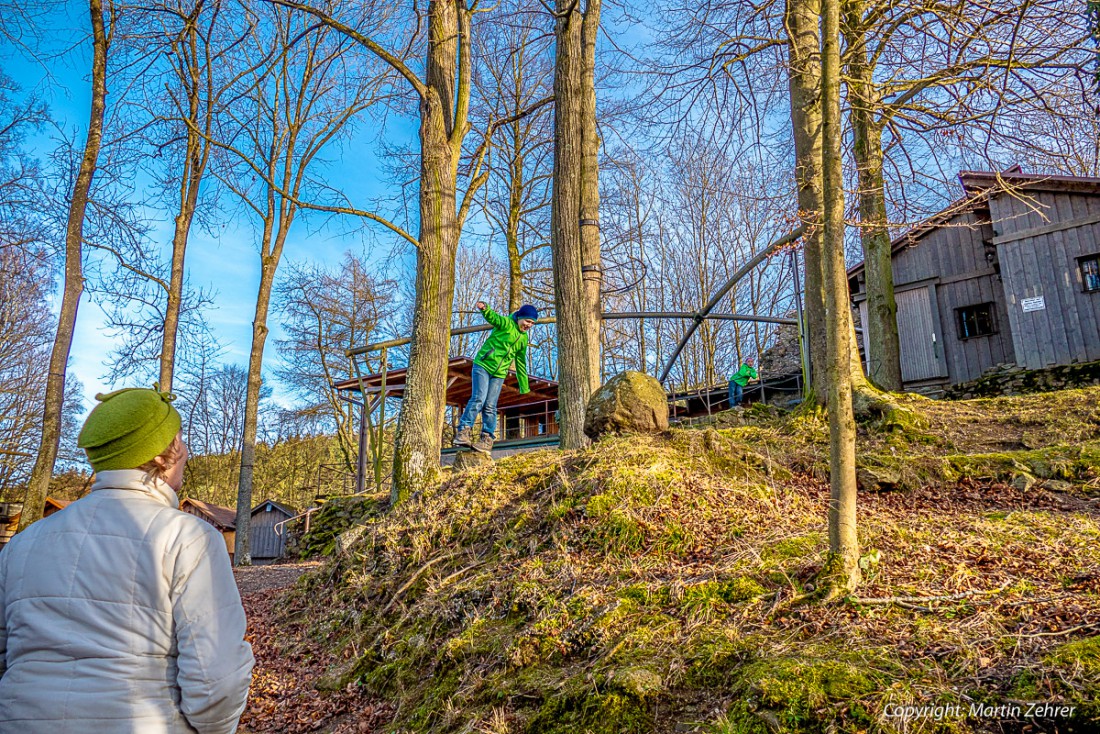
0, 386, 254, 733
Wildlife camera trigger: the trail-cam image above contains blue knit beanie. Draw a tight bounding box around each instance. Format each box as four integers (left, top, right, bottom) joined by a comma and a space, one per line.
514, 304, 539, 321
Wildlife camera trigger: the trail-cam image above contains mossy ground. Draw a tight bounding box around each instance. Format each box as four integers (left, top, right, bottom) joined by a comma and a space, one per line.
266, 387, 1100, 733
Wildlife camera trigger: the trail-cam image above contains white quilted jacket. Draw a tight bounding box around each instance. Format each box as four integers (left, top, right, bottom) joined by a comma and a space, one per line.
0, 470, 254, 733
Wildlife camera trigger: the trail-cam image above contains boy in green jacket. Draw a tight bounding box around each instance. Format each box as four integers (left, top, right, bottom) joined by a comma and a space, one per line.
728, 357, 757, 408
455, 301, 537, 454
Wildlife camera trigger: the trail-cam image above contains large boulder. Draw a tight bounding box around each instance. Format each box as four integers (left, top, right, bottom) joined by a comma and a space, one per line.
584, 371, 669, 440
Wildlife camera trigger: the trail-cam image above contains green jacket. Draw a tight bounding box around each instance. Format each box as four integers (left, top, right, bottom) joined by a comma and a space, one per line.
729, 364, 758, 386
474, 306, 530, 394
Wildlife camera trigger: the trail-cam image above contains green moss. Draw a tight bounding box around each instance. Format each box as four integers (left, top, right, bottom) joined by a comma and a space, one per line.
526, 689, 652, 734
760, 534, 823, 565
683, 578, 766, 608
731, 651, 891, 732
949, 443, 1099, 482
590, 509, 646, 554
1046, 635, 1100, 674
684, 629, 752, 686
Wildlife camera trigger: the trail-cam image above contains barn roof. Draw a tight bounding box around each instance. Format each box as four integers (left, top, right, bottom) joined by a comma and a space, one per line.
848, 168, 1100, 278
333, 356, 559, 409
180, 498, 237, 530
251, 499, 297, 517
958, 169, 1100, 196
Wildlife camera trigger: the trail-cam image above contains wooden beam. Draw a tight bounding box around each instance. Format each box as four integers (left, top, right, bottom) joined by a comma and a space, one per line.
992, 212, 1100, 246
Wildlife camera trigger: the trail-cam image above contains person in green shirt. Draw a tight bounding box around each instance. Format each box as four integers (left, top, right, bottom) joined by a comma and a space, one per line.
728, 357, 757, 407
454, 301, 537, 454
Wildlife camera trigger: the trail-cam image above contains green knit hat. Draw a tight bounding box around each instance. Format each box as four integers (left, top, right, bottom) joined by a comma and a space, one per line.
77, 385, 182, 471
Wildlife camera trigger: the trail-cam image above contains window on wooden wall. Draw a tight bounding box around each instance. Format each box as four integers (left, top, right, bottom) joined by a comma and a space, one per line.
1080, 254, 1100, 293
956, 303, 997, 339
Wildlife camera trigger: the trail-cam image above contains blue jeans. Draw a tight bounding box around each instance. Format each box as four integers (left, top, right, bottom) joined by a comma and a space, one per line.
728, 380, 743, 407
459, 364, 505, 437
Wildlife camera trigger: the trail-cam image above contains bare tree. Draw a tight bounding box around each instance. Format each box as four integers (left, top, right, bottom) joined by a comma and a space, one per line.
271, 0, 511, 503
840, 0, 1090, 390
472, 7, 555, 312
550, 0, 602, 449
820, 0, 860, 595
207, 5, 375, 563
21, 0, 113, 531
274, 252, 396, 471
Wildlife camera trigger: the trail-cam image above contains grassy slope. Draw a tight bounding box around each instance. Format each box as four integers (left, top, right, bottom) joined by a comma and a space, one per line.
279, 388, 1100, 733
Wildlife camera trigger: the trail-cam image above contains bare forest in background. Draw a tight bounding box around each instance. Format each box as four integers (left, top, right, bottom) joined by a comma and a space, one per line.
1, 0, 1096, 518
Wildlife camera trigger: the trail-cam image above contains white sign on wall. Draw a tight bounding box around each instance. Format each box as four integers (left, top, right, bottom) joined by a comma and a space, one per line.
1021, 296, 1046, 313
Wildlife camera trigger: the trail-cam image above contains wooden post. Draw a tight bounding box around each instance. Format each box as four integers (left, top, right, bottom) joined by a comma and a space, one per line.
377, 347, 388, 494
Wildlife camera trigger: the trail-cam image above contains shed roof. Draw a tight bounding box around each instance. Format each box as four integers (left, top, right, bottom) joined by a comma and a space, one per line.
958, 169, 1100, 196
251, 499, 297, 517
847, 168, 1100, 278
333, 356, 559, 409
180, 498, 237, 530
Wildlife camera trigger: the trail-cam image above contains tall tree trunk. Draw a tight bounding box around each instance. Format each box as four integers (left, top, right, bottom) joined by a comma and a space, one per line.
821, 0, 861, 595
843, 0, 902, 391
784, 0, 828, 402
392, 0, 462, 502
579, 0, 602, 385
161, 125, 204, 391
20, 0, 108, 531
506, 138, 524, 313
234, 218, 287, 565
551, 0, 601, 449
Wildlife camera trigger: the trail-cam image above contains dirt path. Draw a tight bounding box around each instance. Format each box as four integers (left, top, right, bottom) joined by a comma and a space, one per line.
235, 562, 390, 734
234, 561, 323, 596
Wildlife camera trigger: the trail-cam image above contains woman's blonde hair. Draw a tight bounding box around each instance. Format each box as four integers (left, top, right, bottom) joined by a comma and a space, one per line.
137, 434, 185, 484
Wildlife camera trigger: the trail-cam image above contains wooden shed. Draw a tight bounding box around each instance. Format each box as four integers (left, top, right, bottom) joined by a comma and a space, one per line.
180, 498, 237, 562
849, 168, 1100, 393
250, 499, 297, 563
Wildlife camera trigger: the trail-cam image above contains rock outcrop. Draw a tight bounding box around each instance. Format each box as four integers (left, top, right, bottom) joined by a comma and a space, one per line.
584, 371, 669, 439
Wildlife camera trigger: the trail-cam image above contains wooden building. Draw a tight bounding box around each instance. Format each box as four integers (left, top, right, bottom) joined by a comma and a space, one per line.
180, 497, 237, 562
250, 499, 297, 563
849, 169, 1100, 392
334, 356, 562, 465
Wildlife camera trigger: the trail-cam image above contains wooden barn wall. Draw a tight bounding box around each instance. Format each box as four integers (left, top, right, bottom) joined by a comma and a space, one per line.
250, 508, 291, 560
892, 209, 992, 284
888, 209, 1016, 383
990, 191, 1100, 369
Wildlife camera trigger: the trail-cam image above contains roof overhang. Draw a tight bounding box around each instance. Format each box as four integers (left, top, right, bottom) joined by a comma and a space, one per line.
848, 168, 1100, 279
333, 356, 559, 409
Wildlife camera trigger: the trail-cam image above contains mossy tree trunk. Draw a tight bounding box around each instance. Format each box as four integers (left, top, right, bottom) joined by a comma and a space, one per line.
821, 0, 861, 595
21, 0, 110, 531
784, 0, 828, 402
391, 1, 471, 503
842, 0, 901, 392
551, 0, 602, 450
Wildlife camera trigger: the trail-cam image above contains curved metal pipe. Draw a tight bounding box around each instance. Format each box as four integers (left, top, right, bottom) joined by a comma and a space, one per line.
657, 226, 805, 384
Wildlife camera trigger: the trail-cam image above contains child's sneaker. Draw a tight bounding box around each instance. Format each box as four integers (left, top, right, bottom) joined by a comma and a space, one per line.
472, 433, 494, 455
454, 427, 473, 447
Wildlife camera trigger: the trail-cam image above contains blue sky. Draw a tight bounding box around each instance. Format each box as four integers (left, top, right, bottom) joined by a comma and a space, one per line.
6, 2, 419, 413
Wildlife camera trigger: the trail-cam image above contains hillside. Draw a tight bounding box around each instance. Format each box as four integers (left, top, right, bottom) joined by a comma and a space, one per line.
248, 389, 1100, 734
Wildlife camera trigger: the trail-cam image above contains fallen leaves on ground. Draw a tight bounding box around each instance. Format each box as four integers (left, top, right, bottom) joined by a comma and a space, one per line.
239, 579, 391, 733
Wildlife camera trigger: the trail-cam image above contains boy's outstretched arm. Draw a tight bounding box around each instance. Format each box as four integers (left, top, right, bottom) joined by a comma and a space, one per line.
477, 301, 507, 329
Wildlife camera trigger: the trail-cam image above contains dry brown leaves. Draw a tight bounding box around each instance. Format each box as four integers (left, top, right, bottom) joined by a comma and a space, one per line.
238, 584, 392, 734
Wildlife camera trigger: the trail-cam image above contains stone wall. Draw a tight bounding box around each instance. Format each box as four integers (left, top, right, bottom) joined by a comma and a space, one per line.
945, 360, 1100, 399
